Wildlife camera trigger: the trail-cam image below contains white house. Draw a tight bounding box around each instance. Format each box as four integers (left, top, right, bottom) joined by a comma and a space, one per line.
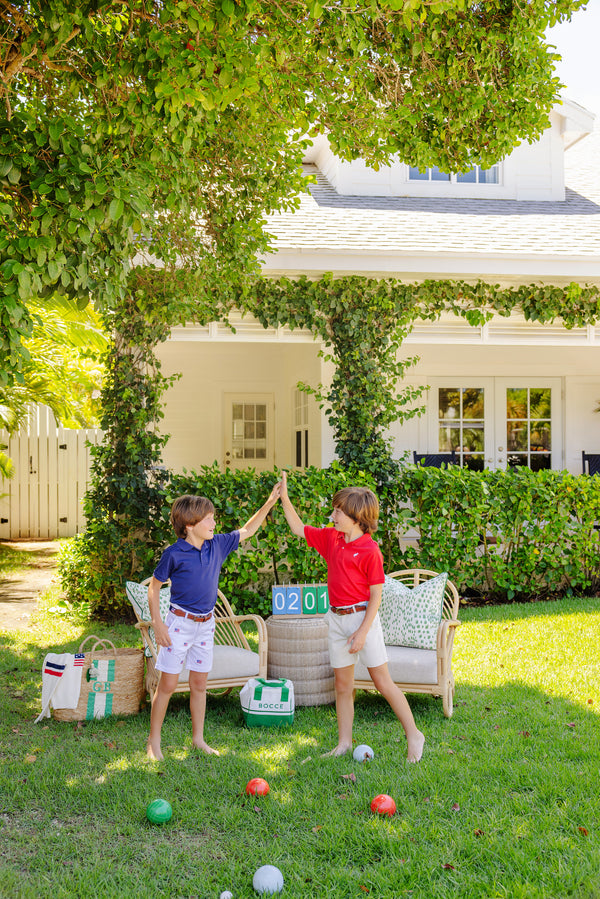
156, 98, 600, 478
3, 99, 599, 539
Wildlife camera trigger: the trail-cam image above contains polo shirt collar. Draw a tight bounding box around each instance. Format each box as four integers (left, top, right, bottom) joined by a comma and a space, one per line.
176, 537, 204, 552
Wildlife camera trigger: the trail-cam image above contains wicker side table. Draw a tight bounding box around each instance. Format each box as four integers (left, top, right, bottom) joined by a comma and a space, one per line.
266, 615, 335, 707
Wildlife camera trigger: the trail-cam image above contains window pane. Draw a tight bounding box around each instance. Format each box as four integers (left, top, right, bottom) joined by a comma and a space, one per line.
480, 165, 499, 184
507, 388, 527, 419
462, 426, 484, 453
456, 168, 477, 183
439, 424, 460, 451
255, 447, 266, 460
508, 454, 528, 469
530, 389, 551, 418
256, 421, 266, 439
530, 422, 551, 451
244, 404, 254, 421
431, 167, 450, 181
256, 404, 267, 422
244, 422, 255, 439
507, 422, 528, 452
530, 454, 551, 471
408, 166, 428, 180
232, 404, 243, 420
464, 455, 484, 471
244, 447, 255, 459
462, 388, 484, 419
439, 388, 460, 420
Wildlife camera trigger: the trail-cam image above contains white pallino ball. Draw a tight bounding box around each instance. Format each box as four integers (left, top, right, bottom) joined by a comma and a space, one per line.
219, 892, 234, 899
253, 864, 284, 895
353, 744, 375, 762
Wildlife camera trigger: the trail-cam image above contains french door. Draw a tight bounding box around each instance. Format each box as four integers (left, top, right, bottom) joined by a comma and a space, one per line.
223, 394, 274, 471
428, 378, 562, 471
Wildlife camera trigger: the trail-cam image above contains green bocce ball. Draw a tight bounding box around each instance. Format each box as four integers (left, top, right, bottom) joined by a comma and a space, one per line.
146, 799, 173, 825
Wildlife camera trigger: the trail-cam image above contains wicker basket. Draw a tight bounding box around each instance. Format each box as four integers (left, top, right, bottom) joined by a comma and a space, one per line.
52, 635, 145, 721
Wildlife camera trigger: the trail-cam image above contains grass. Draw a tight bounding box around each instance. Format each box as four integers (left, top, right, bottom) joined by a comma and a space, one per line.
0, 540, 60, 577
1, 581, 600, 899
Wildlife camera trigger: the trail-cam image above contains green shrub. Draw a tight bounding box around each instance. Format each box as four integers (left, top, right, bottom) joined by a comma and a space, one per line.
395, 466, 600, 600
60, 463, 600, 618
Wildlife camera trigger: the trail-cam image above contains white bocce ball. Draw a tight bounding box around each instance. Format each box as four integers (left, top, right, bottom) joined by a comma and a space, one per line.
252, 864, 284, 895
353, 743, 375, 762
219, 892, 234, 899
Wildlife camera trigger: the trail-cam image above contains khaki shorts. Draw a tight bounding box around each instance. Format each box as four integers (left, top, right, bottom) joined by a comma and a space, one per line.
325, 608, 388, 670
156, 610, 215, 674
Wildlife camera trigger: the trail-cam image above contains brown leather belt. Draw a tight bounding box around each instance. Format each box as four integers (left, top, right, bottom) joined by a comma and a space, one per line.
170, 607, 212, 623
330, 604, 368, 616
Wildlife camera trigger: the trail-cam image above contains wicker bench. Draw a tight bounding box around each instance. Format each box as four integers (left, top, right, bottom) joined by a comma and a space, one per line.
353, 569, 460, 717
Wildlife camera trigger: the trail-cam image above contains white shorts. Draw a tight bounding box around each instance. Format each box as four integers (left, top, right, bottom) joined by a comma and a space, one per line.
325, 608, 388, 670
156, 611, 215, 674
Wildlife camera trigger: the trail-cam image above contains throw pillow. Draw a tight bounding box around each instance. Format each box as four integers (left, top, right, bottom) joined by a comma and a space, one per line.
378, 572, 448, 650
125, 581, 171, 657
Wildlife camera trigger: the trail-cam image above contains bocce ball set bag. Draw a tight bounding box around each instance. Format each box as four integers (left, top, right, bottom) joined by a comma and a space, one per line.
240, 677, 295, 727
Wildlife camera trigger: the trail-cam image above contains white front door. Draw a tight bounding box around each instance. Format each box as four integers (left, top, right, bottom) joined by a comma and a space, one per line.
223, 394, 274, 471
427, 378, 562, 471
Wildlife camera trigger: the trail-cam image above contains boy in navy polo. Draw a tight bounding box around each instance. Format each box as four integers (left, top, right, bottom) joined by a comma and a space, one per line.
279, 471, 424, 762
147, 487, 279, 760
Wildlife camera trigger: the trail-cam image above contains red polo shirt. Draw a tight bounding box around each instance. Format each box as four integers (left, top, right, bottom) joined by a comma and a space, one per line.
304, 525, 384, 607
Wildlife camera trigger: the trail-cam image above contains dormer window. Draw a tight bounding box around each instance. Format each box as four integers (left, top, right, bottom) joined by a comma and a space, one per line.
408, 164, 500, 184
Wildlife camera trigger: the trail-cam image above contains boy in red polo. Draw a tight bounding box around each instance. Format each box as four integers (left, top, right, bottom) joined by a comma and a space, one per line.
279, 471, 424, 762
147, 487, 279, 760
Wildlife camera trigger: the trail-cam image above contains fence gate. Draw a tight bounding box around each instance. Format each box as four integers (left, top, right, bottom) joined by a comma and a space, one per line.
0, 406, 103, 540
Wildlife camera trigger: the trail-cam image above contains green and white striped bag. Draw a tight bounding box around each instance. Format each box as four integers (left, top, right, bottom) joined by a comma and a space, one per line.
240, 677, 295, 727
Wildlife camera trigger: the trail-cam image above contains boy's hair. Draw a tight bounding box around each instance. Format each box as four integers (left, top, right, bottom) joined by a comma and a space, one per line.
332, 486, 379, 535
170, 494, 215, 538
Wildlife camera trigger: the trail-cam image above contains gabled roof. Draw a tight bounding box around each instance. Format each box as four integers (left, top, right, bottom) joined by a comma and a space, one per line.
262, 114, 600, 285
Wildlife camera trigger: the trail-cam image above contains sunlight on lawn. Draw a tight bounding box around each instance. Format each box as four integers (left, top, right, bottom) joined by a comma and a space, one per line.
455, 605, 600, 710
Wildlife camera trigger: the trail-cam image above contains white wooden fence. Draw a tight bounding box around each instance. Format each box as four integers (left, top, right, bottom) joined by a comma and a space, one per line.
0, 406, 103, 540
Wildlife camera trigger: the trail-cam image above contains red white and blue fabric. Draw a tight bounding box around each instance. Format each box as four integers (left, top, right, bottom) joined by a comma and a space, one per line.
35, 652, 84, 723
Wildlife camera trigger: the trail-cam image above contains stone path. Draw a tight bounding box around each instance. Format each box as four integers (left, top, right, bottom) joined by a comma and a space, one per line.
0, 540, 61, 630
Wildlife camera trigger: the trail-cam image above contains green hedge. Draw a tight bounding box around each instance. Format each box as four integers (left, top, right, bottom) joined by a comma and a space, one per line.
60, 463, 600, 618
393, 466, 600, 601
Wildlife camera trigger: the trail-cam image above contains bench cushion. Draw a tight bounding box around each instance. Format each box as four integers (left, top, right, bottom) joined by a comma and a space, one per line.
147, 644, 260, 685
379, 572, 447, 650
355, 645, 438, 685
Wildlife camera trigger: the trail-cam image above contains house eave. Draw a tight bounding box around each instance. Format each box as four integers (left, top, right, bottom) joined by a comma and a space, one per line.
259, 250, 600, 283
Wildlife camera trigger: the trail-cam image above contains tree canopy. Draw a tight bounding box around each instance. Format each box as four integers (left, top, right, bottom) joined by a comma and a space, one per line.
1, 0, 587, 385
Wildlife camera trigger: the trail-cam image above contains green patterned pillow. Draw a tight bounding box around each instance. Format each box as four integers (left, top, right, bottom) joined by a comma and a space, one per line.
125, 581, 171, 657
378, 573, 448, 650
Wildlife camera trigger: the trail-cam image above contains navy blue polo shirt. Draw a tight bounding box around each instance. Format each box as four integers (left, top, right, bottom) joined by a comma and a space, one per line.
153, 533, 240, 614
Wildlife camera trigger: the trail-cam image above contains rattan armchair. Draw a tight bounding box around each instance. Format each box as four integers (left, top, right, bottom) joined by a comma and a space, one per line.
353, 569, 461, 717
130, 577, 268, 701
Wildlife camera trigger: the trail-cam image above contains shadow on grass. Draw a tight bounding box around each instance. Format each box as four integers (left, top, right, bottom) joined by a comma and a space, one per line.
1, 662, 599, 898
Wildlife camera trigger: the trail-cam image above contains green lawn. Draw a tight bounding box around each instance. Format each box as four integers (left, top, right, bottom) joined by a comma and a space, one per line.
1, 587, 599, 899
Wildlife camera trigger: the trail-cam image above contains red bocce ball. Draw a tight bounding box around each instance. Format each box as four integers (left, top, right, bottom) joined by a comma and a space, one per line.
246, 777, 270, 796
370, 793, 396, 816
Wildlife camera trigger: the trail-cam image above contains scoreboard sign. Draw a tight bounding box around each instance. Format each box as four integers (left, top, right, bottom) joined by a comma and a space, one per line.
271, 584, 329, 616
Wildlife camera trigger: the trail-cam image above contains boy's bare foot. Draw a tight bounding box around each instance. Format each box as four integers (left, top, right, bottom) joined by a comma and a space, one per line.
407, 730, 425, 763
147, 740, 164, 761
193, 740, 220, 756
321, 744, 351, 758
